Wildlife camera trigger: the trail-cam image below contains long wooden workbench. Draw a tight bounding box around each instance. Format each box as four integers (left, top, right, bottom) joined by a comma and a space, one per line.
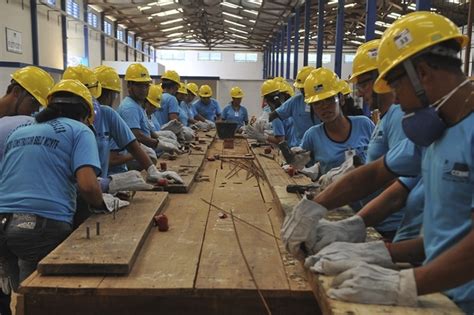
16, 133, 463, 314
18, 133, 317, 315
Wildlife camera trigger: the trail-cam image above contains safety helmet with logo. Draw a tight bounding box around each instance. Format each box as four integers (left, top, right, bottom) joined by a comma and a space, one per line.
273, 76, 286, 83
337, 80, 353, 95
161, 70, 180, 85
279, 81, 295, 97
304, 68, 342, 103
63, 65, 102, 99
294, 66, 316, 88
94, 65, 121, 92
186, 82, 199, 96
124, 63, 152, 83
261, 79, 280, 97
349, 39, 380, 83
230, 86, 244, 98
199, 85, 213, 97
11, 66, 55, 107
374, 11, 468, 94
48, 79, 94, 124
177, 82, 188, 94
146, 84, 163, 108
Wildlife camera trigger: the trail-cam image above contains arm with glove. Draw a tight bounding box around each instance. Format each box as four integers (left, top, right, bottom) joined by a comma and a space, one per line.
160, 119, 184, 135
146, 164, 184, 184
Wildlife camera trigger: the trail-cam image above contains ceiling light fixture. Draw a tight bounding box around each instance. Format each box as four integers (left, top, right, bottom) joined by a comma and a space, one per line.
162, 25, 184, 32
228, 27, 248, 34
224, 19, 246, 27
161, 18, 183, 25
220, 1, 242, 9
223, 12, 243, 19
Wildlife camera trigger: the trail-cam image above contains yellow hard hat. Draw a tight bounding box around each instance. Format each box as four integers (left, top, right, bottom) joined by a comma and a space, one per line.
304, 68, 342, 103
198, 85, 213, 97
11, 66, 55, 107
161, 70, 180, 85
337, 80, 353, 95
230, 86, 244, 98
374, 11, 469, 93
279, 81, 295, 97
273, 76, 286, 83
186, 82, 199, 96
146, 84, 163, 108
63, 65, 102, 99
48, 79, 94, 124
349, 39, 380, 83
124, 63, 151, 82
294, 66, 316, 88
177, 82, 188, 94
261, 79, 280, 97
94, 65, 121, 92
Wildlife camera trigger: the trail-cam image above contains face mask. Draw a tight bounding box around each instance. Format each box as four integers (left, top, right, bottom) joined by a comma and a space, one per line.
402, 78, 470, 147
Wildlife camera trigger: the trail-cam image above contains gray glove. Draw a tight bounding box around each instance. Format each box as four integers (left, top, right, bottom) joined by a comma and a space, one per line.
108, 170, 155, 193
157, 139, 181, 154
154, 130, 177, 141
319, 154, 356, 189
158, 136, 181, 149
194, 121, 210, 130
289, 148, 311, 170
180, 126, 195, 142
244, 124, 268, 143
205, 119, 216, 129
157, 170, 184, 184
304, 241, 395, 275
329, 263, 418, 307
160, 119, 184, 135
305, 215, 366, 254
281, 198, 328, 260
140, 143, 157, 162
102, 193, 130, 212
299, 162, 320, 181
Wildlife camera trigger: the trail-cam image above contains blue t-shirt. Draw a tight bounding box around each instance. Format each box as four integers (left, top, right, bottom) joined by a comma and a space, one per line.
182, 101, 197, 120
117, 96, 151, 136
275, 93, 320, 143
153, 92, 180, 126
301, 116, 374, 174
178, 101, 190, 127
365, 104, 407, 231
384, 114, 474, 308
0, 116, 34, 162
393, 176, 424, 243
222, 103, 249, 128
93, 103, 136, 178
366, 104, 406, 163
272, 117, 298, 147
0, 118, 101, 224
193, 98, 222, 121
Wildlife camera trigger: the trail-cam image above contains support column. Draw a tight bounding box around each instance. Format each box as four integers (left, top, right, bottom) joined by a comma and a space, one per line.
316, 0, 325, 68
125, 29, 129, 61
416, 0, 431, 11
276, 33, 280, 77
60, 0, 67, 69
100, 12, 105, 63
303, 0, 311, 66
334, 0, 345, 77
365, 0, 376, 41
293, 6, 300, 78
30, 0, 39, 65
114, 21, 118, 61
286, 17, 292, 79
83, 0, 89, 66
280, 27, 285, 76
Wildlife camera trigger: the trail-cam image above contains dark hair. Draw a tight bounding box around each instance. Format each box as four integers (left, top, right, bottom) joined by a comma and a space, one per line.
414, 39, 463, 73
97, 88, 117, 106
161, 79, 178, 90
6, 80, 21, 94
36, 92, 90, 123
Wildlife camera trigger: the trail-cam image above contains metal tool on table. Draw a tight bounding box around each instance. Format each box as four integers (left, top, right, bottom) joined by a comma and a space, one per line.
286, 182, 320, 194
278, 141, 295, 164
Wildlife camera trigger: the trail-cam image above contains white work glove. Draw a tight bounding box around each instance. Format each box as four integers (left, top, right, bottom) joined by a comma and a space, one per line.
244, 124, 268, 143
145, 164, 161, 182
281, 198, 328, 260
319, 154, 356, 189
290, 147, 311, 170
180, 126, 195, 142
194, 121, 209, 130
154, 130, 177, 141
305, 215, 367, 254
328, 263, 418, 307
304, 241, 395, 275
160, 171, 184, 184
157, 139, 181, 154
140, 143, 157, 162
108, 170, 155, 193
299, 162, 320, 181
160, 119, 184, 135
101, 193, 130, 212
158, 136, 181, 149
0, 258, 11, 295
205, 119, 216, 129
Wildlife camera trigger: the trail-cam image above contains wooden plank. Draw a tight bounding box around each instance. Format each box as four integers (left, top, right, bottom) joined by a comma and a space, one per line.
37, 192, 168, 276
253, 141, 464, 314
160, 152, 207, 193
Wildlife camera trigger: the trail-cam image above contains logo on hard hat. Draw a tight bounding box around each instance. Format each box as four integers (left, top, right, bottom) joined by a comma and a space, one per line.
141, 73, 147, 77
367, 48, 378, 59
313, 84, 324, 93
394, 29, 413, 49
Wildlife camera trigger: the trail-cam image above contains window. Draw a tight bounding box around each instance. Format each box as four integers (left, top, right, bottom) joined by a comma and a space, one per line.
157, 50, 185, 60
234, 53, 258, 62
46, 0, 56, 6
308, 53, 317, 63
198, 51, 221, 61
344, 53, 356, 63
66, 0, 80, 18
128, 34, 134, 46
144, 43, 149, 53
87, 12, 98, 28
104, 21, 113, 36
117, 28, 125, 42
322, 53, 331, 64
136, 38, 142, 51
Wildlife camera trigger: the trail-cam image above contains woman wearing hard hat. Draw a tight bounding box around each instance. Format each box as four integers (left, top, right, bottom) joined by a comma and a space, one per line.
221, 86, 249, 130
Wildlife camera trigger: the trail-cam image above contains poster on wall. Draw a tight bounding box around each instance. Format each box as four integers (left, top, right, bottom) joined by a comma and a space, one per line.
5, 28, 22, 54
